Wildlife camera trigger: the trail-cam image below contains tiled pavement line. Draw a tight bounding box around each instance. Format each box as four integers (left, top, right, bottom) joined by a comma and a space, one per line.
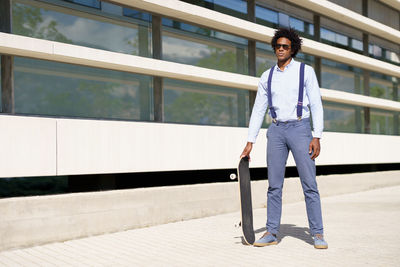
0, 186, 399, 266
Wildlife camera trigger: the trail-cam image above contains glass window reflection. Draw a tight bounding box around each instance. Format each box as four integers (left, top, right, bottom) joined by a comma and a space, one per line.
351, 39, 363, 51
289, 17, 304, 32
13, 2, 151, 57
64, 0, 100, 9
164, 79, 249, 127
213, 0, 247, 13
162, 21, 248, 75
321, 28, 335, 43
370, 72, 396, 101
14, 57, 153, 121
123, 8, 151, 21
370, 109, 394, 135
256, 5, 278, 26
321, 59, 363, 94
323, 101, 363, 133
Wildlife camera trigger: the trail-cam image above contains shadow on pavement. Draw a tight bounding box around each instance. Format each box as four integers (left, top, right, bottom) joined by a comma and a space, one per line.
235, 224, 313, 245
278, 224, 313, 245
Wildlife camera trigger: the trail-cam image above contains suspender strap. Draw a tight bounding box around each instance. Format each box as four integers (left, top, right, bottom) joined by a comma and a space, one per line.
297, 62, 305, 120
267, 66, 277, 122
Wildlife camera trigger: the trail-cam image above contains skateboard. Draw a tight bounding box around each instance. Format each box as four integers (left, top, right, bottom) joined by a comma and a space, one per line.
231, 156, 255, 245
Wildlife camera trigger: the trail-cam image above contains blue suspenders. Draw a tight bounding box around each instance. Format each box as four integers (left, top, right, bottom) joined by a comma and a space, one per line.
267, 67, 277, 121
267, 62, 305, 123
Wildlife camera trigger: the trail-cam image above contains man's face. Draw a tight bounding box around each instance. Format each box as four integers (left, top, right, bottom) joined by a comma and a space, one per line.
275, 37, 292, 62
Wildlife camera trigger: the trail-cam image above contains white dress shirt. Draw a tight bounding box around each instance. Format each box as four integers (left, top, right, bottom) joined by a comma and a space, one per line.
247, 59, 324, 143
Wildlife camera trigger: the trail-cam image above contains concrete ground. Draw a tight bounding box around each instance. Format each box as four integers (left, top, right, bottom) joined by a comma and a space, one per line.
0, 185, 399, 266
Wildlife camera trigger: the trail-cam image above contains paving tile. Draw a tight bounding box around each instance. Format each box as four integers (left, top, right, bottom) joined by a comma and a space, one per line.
0, 186, 399, 266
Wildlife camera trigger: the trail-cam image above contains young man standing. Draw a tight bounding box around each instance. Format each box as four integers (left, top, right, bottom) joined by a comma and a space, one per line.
240, 28, 328, 249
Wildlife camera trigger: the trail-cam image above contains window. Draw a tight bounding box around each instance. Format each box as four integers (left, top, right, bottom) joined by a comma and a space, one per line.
255, 5, 278, 25
323, 101, 363, 134
162, 18, 248, 75
369, 44, 382, 58
370, 109, 395, 135
164, 79, 249, 127
123, 8, 151, 21
213, 0, 246, 13
321, 59, 363, 94
278, 13, 290, 28
289, 17, 304, 32
335, 33, 348, 46
351, 39, 363, 51
14, 57, 153, 121
321, 28, 335, 43
64, 0, 100, 9
13, 2, 152, 57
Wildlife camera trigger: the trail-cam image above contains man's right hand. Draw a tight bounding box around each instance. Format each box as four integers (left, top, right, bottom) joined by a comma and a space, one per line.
240, 142, 253, 160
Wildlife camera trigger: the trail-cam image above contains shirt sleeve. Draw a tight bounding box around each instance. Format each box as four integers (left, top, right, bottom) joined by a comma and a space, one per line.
305, 65, 324, 138
247, 72, 269, 143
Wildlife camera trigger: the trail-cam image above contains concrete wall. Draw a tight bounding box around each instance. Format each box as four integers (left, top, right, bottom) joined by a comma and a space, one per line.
1, 114, 400, 177
1, 171, 400, 251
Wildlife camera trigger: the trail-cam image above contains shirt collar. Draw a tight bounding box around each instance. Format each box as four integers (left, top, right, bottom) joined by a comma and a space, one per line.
274, 58, 296, 72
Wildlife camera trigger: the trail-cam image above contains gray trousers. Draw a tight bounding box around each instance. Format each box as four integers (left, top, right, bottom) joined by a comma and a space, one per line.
266, 118, 324, 235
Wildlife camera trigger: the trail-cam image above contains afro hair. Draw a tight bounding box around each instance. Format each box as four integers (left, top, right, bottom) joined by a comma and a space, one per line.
271, 28, 303, 58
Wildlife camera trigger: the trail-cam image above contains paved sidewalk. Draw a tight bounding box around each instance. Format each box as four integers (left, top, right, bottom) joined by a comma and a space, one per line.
1, 185, 399, 266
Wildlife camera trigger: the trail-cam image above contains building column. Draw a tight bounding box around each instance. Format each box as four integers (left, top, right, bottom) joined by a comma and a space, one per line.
236, 46, 246, 127
247, 0, 256, 118
394, 81, 399, 135
138, 24, 151, 121
313, 14, 322, 84
354, 73, 363, 133
362, 35, 370, 134
152, 15, 163, 122
362, 0, 370, 133
1, 0, 14, 114
396, 10, 400, 135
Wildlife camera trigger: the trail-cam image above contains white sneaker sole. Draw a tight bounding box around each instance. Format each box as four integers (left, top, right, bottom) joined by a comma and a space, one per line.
253, 241, 278, 247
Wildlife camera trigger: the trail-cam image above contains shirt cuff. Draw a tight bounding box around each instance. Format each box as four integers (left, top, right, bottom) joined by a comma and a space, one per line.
247, 137, 256, 144
312, 131, 322, 139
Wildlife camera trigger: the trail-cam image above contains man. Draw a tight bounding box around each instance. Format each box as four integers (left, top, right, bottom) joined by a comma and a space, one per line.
240, 28, 328, 249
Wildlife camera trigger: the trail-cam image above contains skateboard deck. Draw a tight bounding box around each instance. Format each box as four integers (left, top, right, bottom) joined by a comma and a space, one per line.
237, 156, 255, 245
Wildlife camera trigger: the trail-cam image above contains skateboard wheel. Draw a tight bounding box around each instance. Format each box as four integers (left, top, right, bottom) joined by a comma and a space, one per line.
230, 173, 237, 180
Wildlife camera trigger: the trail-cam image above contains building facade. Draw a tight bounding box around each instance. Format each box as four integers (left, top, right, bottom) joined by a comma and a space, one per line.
0, 0, 400, 195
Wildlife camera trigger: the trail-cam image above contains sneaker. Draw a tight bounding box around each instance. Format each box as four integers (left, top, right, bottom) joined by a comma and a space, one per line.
314, 234, 328, 249
253, 232, 278, 247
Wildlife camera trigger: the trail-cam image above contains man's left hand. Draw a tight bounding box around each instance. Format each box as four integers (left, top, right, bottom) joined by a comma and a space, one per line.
309, 138, 321, 160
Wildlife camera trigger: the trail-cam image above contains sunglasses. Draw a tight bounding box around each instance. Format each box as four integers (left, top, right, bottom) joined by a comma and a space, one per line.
275, 44, 291, 50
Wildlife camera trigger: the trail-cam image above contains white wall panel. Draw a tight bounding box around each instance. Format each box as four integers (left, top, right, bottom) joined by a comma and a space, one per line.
0, 115, 399, 177
56, 118, 400, 175
0, 116, 56, 178
318, 131, 400, 165
56, 119, 257, 175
